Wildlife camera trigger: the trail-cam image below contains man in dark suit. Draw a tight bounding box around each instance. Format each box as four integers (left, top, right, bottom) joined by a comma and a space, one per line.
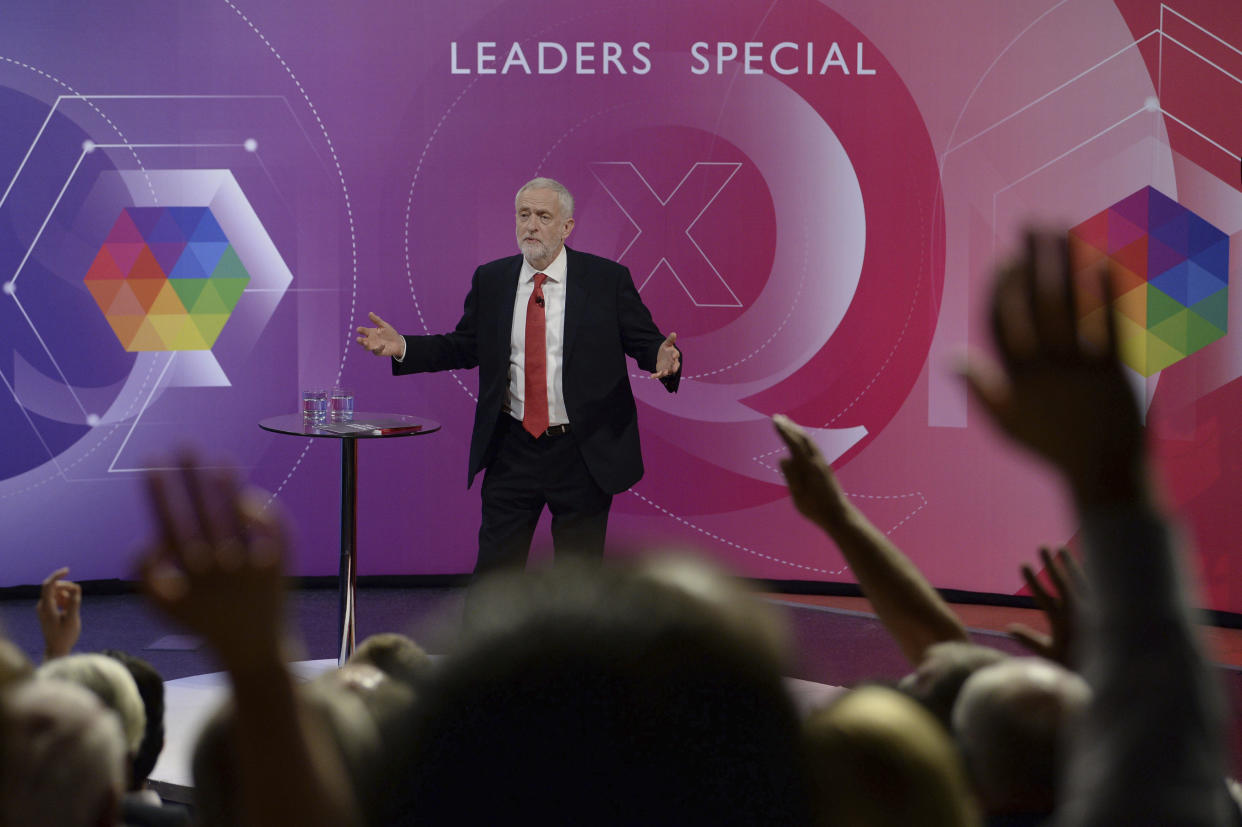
357, 178, 681, 572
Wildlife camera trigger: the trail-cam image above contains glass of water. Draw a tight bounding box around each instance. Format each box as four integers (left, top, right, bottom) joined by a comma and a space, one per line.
302, 389, 328, 425
329, 387, 354, 422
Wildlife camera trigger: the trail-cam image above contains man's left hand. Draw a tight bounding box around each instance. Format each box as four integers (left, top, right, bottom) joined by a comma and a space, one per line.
651, 332, 681, 379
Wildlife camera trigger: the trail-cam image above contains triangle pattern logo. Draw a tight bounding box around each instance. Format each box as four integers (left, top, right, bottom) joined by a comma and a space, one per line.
84, 206, 250, 351
1068, 186, 1230, 376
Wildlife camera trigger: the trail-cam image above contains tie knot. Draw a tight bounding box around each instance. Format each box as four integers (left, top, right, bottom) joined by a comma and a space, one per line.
534, 272, 547, 289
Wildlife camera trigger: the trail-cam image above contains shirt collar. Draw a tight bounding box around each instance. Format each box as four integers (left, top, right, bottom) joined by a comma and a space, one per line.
520, 244, 568, 284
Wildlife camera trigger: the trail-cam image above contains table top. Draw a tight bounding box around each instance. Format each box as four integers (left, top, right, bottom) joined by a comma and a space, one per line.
259, 412, 440, 439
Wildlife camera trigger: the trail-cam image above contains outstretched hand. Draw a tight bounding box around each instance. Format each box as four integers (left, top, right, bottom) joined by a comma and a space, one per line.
651, 332, 681, 379
960, 232, 1145, 506
138, 454, 288, 672
36, 566, 81, 660
773, 414, 849, 530
356, 312, 405, 359
1007, 545, 1086, 667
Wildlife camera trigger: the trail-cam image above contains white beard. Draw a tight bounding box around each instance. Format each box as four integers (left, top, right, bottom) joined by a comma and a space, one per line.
520, 237, 551, 266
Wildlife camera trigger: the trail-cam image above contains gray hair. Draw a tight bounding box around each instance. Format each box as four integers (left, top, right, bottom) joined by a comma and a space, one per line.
515, 177, 574, 218
953, 657, 1091, 814
38, 653, 147, 755
0, 679, 127, 827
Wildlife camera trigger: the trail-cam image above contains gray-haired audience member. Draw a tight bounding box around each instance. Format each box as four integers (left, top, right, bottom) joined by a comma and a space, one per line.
899, 641, 1009, 731
0, 637, 33, 689
348, 632, 432, 687
102, 649, 166, 790
37, 652, 147, 760
193, 668, 406, 827
953, 643, 1091, 819
0, 678, 128, 827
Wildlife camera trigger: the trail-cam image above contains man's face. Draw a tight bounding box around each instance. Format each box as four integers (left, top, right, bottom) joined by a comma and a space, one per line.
516, 187, 574, 269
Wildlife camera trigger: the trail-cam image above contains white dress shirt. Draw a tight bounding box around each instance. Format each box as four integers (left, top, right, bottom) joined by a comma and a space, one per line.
508, 245, 568, 426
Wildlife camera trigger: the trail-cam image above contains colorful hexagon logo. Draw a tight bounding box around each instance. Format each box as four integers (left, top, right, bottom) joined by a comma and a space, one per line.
83, 206, 250, 351
1069, 186, 1229, 377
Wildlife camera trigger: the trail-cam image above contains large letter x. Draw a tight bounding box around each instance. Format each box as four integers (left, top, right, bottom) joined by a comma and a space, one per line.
590, 161, 743, 307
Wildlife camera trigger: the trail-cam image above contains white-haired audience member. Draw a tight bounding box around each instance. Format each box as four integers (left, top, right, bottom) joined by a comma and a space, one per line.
0, 638, 33, 689
0, 678, 127, 827
953, 657, 1090, 822
37, 652, 147, 761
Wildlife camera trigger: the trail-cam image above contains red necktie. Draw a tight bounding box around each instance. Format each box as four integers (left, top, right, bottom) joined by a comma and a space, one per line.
522, 272, 549, 438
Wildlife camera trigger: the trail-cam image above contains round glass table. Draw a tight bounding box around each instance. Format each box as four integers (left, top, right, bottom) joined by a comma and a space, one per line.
259, 412, 440, 665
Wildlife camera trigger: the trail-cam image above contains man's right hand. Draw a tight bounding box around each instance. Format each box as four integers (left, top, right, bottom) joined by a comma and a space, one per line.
356, 312, 405, 359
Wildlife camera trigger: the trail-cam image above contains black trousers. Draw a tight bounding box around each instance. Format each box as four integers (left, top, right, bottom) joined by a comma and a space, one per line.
475, 415, 612, 574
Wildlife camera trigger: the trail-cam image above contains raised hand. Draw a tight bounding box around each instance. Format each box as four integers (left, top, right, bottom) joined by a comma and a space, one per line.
138, 455, 362, 827
355, 312, 405, 359
773, 413, 968, 662
773, 413, 849, 530
1007, 545, 1086, 667
960, 232, 1144, 507
138, 454, 288, 672
650, 332, 681, 379
36, 566, 81, 659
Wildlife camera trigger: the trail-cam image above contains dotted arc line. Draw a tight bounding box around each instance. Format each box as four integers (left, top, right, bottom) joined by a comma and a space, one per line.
0, 58, 159, 206
627, 487, 840, 576
221, 0, 359, 499
0, 55, 159, 497
750, 192, 932, 467
403, 80, 480, 403
627, 484, 928, 576
1, 352, 162, 499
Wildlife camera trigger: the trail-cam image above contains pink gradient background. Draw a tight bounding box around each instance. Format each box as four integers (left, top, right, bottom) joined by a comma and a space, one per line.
1, 0, 1240, 612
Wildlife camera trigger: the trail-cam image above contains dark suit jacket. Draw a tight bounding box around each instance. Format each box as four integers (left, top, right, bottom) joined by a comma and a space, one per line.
394, 247, 679, 494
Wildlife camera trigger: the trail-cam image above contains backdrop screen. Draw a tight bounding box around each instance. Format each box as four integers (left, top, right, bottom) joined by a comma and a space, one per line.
2, 0, 1240, 611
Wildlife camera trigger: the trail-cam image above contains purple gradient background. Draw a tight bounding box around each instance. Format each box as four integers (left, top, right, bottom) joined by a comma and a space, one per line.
2, 1, 1241, 613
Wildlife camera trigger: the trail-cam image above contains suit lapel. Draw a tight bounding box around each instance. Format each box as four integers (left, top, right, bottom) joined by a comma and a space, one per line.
563, 247, 588, 362
498, 255, 522, 350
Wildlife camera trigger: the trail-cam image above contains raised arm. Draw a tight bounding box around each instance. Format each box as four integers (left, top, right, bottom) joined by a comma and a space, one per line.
36, 566, 81, 660
773, 414, 968, 664
138, 456, 361, 827
962, 232, 1231, 826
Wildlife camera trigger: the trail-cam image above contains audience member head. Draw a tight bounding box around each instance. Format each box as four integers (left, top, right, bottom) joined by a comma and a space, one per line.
0, 678, 127, 827
953, 656, 1091, 817
37, 652, 147, 759
401, 556, 812, 825
349, 632, 431, 687
190, 700, 239, 827
804, 685, 981, 827
194, 668, 412, 827
636, 552, 793, 664
302, 672, 391, 824
899, 641, 1009, 730
101, 649, 165, 789
0, 638, 34, 689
